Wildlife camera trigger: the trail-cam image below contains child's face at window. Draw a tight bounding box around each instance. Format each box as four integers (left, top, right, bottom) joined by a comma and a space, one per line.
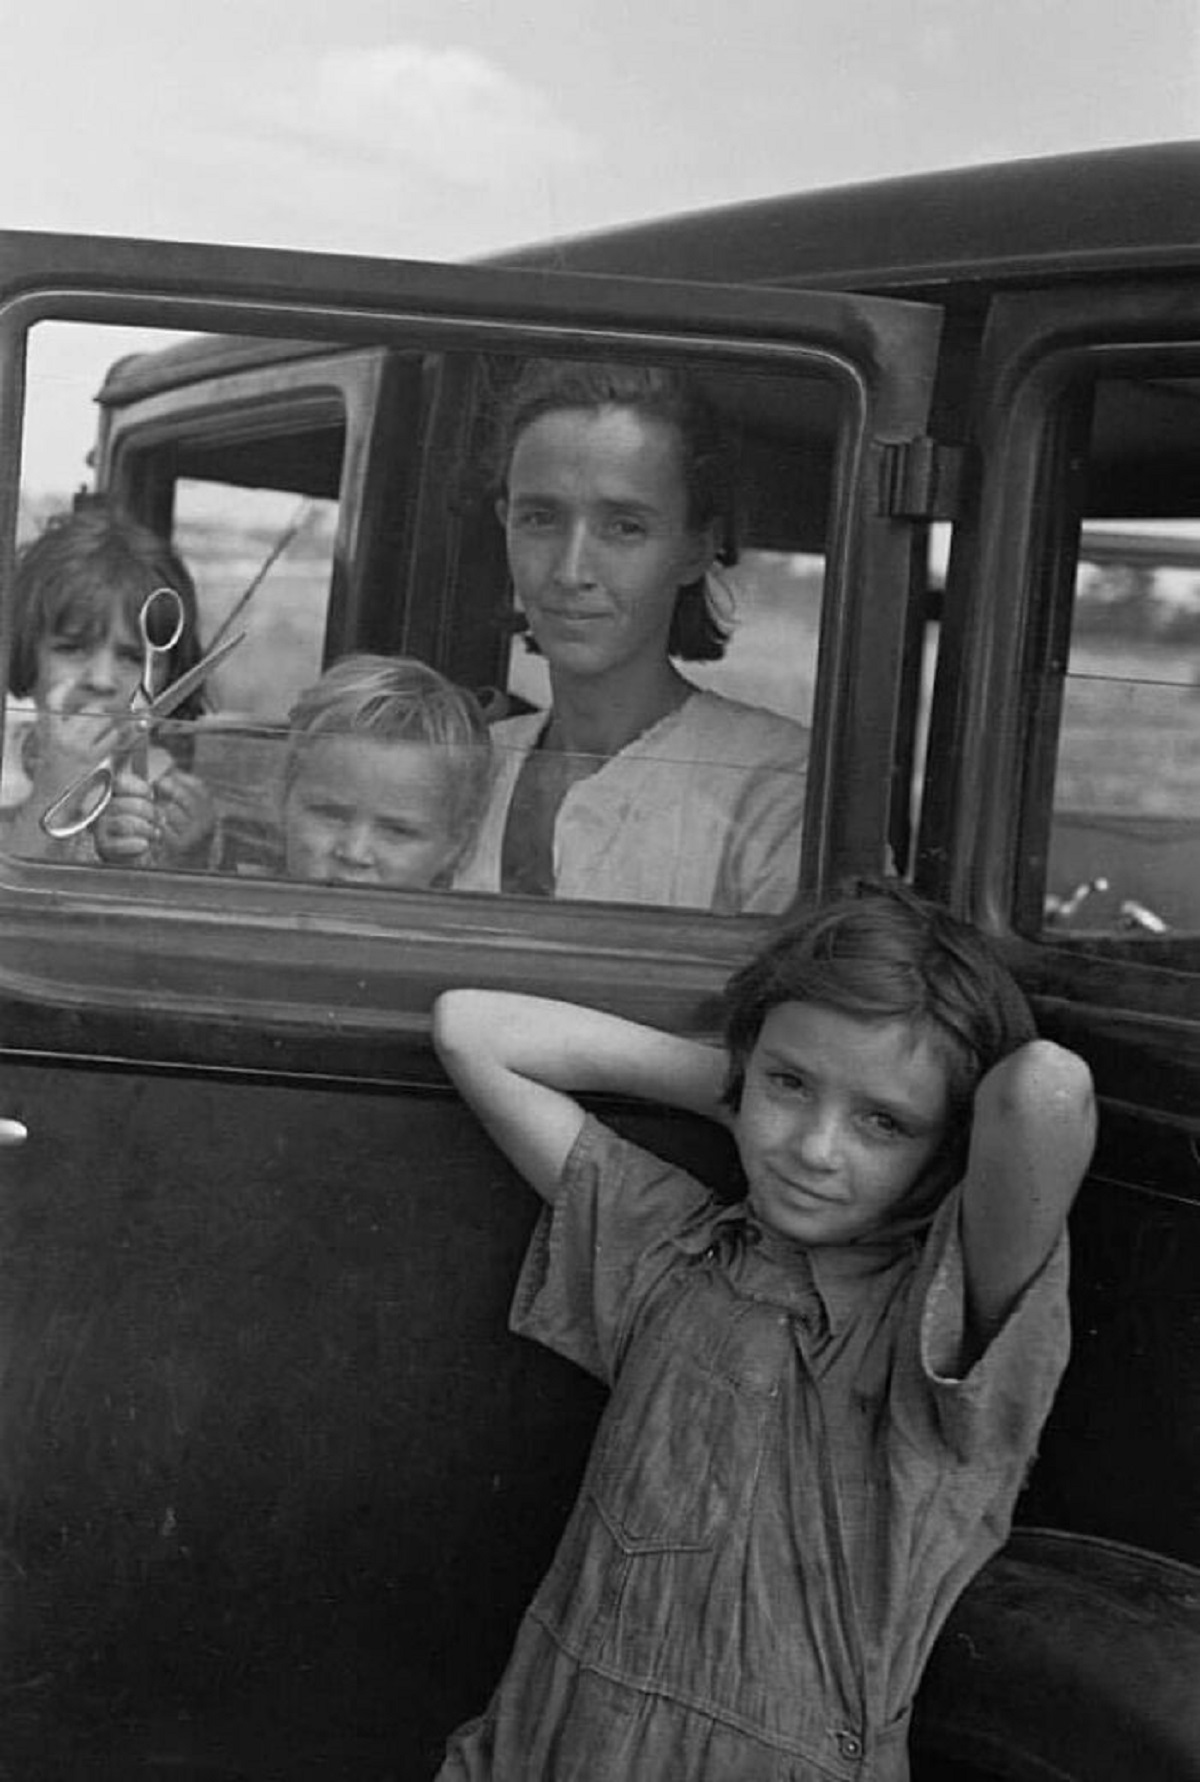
734, 1002, 952, 1245
283, 736, 463, 889
34, 605, 143, 716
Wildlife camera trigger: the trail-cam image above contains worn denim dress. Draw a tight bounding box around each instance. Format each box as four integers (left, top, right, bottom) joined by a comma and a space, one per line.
454, 691, 808, 914
437, 1117, 1070, 1781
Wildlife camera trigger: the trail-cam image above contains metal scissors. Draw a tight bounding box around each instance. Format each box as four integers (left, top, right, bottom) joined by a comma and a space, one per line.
39, 589, 245, 840
129, 585, 185, 780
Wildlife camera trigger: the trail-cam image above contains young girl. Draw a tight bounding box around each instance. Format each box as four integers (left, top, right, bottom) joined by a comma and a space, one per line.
453, 358, 809, 914
431, 882, 1096, 1780
3, 503, 211, 864
98, 653, 492, 890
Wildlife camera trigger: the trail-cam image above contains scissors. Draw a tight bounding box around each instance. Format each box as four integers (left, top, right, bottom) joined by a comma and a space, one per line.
39, 589, 245, 841
129, 585, 186, 780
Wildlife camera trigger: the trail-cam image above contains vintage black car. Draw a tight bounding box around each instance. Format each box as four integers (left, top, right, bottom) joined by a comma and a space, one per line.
0, 140, 1197, 1778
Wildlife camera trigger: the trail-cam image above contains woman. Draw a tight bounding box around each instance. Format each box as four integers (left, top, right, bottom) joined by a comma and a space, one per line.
454, 360, 809, 914
2, 502, 212, 863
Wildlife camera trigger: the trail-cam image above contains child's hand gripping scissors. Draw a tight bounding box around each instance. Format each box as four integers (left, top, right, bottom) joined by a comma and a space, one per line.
39, 588, 245, 840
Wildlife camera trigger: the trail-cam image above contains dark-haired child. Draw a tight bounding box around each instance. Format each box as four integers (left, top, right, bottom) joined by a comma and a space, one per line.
2, 504, 211, 863
431, 882, 1095, 1780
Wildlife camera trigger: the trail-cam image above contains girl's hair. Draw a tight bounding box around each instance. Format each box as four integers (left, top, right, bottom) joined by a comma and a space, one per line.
722, 879, 1037, 1205
283, 654, 493, 841
9, 502, 206, 719
491, 358, 734, 662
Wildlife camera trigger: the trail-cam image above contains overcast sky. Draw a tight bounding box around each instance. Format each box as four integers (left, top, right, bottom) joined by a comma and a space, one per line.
5, 0, 1198, 488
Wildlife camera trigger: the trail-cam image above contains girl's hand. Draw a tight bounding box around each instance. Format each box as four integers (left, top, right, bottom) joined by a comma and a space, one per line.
93, 765, 159, 864
153, 767, 216, 862
93, 765, 215, 867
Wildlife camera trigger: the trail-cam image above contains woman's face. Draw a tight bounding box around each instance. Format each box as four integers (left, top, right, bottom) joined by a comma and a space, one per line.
33, 600, 143, 716
499, 405, 713, 684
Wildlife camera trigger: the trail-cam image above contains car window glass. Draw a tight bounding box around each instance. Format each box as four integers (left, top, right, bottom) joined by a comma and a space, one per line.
173, 482, 336, 722
507, 548, 822, 727
5, 327, 848, 917
1042, 370, 1200, 947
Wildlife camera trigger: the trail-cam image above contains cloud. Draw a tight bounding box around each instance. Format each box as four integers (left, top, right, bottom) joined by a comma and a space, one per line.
276, 43, 595, 191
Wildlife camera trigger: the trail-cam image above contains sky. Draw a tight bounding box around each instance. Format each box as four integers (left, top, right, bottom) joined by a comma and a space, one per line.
3, 0, 1197, 489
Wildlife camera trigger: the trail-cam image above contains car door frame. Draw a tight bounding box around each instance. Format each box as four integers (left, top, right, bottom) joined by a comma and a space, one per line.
0, 229, 944, 1082
915, 277, 1200, 1133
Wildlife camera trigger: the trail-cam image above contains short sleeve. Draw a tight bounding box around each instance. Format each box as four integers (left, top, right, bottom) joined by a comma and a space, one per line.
714, 757, 807, 916
897, 1185, 1072, 1466
509, 1116, 716, 1386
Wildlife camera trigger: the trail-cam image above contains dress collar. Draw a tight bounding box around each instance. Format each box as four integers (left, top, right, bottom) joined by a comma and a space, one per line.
672, 1198, 921, 1336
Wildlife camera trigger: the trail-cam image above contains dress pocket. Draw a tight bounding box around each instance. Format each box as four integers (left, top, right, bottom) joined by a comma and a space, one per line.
585, 1334, 772, 1553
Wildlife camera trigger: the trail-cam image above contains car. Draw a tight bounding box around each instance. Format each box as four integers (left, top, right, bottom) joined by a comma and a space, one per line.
0, 139, 1197, 1779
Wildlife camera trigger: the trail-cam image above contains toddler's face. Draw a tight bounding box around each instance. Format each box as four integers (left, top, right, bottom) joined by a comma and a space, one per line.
734, 1001, 951, 1246
283, 735, 462, 889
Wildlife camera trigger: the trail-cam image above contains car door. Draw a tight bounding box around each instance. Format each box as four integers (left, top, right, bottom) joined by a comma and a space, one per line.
910, 279, 1200, 1778
0, 231, 942, 1777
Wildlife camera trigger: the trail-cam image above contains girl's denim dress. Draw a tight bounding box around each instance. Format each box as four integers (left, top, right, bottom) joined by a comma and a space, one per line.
438, 1115, 1069, 1782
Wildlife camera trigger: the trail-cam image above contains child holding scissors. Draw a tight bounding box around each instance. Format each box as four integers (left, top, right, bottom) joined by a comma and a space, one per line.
3, 503, 213, 864
431, 881, 1095, 1781
97, 654, 493, 890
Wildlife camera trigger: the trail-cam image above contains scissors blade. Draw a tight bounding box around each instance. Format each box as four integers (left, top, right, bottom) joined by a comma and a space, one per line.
94, 629, 247, 754
39, 627, 248, 839
146, 628, 246, 721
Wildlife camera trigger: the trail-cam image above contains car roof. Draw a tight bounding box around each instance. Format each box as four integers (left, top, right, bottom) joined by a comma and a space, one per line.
96, 141, 1200, 408
96, 335, 345, 408
493, 141, 1200, 296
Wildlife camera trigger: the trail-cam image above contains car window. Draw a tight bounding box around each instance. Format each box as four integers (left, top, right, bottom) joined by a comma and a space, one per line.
4, 325, 892, 918
459, 356, 843, 913
1042, 371, 1200, 945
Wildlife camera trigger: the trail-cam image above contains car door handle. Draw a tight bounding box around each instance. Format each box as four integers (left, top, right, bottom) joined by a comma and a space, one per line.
0, 1118, 28, 1146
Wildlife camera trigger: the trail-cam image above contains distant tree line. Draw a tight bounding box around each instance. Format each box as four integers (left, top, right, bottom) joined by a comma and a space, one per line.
1075, 565, 1200, 645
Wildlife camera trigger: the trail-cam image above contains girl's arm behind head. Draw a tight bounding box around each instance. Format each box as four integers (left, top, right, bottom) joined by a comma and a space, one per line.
432, 990, 729, 1203
958, 1037, 1096, 1359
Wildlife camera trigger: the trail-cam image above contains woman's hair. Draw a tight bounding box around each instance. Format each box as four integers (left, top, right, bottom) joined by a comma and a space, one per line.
491, 358, 735, 662
721, 878, 1037, 1204
9, 502, 206, 719
283, 654, 493, 842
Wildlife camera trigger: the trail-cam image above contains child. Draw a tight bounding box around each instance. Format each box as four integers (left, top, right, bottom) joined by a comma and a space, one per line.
276, 654, 492, 888
431, 881, 1096, 1780
2, 503, 211, 864
98, 653, 492, 890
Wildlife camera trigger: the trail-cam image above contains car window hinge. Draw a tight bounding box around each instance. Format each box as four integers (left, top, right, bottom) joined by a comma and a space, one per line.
878, 438, 963, 521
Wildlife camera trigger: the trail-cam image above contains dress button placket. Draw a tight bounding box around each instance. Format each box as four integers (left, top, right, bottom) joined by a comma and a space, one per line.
835, 1729, 864, 1760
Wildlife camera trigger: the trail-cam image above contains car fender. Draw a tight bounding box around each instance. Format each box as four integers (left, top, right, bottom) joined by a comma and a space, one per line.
913, 1528, 1200, 1781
